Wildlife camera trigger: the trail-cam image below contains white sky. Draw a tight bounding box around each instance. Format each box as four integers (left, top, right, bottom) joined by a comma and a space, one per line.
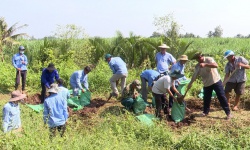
1, 0, 250, 38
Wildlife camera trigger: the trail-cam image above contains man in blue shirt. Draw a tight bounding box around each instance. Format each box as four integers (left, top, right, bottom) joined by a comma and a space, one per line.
2, 90, 26, 133
57, 78, 70, 101
70, 66, 91, 96
105, 54, 128, 100
140, 70, 160, 102
43, 83, 68, 140
41, 63, 60, 103
169, 55, 188, 109
155, 44, 176, 75
12, 46, 28, 92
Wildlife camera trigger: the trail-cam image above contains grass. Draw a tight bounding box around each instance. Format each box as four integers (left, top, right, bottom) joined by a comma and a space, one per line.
1, 94, 250, 149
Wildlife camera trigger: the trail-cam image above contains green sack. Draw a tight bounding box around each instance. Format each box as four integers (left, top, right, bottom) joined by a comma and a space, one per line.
136, 114, 156, 126
79, 90, 91, 106
198, 89, 217, 100
133, 95, 146, 114
67, 96, 81, 107
177, 79, 191, 95
171, 101, 186, 123
26, 104, 44, 113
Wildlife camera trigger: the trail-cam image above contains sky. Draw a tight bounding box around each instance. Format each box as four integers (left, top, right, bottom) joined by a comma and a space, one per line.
1, 0, 250, 38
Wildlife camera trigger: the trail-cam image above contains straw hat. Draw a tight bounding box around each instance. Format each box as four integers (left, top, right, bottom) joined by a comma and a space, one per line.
9, 90, 27, 102
158, 44, 170, 49
179, 55, 188, 61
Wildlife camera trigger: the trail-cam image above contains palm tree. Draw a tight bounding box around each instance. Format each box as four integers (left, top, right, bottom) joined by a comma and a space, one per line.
0, 17, 28, 61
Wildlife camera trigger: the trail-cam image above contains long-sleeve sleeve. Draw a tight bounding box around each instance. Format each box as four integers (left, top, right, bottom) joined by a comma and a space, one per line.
2, 107, 10, 133
54, 70, 59, 81
41, 70, 50, 88
43, 102, 49, 124
109, 62, 116, 74
12, 55, 18, 69
76, 72, 83, 89
62, 100, 68, 121
24, 55, 28, 65
83, 75, 89, 90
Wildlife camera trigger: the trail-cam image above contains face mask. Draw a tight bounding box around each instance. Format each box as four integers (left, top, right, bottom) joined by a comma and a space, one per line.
20, 51, 24, 54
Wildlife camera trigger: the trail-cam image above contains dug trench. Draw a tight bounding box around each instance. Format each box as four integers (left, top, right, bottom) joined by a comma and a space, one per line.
25, 93, 250, 129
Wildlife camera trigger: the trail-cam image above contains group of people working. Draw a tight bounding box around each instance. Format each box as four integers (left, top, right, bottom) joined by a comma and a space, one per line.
2, 44, 249, 136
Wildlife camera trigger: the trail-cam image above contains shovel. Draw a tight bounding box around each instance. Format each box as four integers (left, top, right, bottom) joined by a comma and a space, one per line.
223, 68, 238, 86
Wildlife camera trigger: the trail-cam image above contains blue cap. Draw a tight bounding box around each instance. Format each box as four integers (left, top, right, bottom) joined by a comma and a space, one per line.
224, 50, 234, 59
19, 46, 25, 51
105, 54, 112, 59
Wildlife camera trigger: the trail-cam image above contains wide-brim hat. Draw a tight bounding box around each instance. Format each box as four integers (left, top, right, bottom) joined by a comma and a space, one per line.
47, 83, 58, 93
132, 79, 141, 90
158, 44, 170, 49
169, 70, 184, 79
9, 90, 27, 102
179, 55, 189, 61
47, 63, 56, 71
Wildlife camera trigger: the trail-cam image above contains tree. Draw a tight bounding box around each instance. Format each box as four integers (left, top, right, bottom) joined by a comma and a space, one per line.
0, 17, 28, 61
150, 32, 162, 38
213, 26, 223, 37
207, 26, 223, 38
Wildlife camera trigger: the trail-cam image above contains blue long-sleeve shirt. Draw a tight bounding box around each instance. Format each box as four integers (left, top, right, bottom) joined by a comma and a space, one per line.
12, 53, 28, 70
155, 52, 176, 73
58, 86, 70, 101
43, 93, 68, 128
108, 57, 128, 74
140, 70, 160, 87
2, 102, 21, 133
70, 70, 89, 90
41, 68, 60, 88
171, 61, 187, 86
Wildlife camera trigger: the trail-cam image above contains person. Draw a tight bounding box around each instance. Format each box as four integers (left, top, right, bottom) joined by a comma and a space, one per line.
2, 90, 26, 133
140, 70, 160, 102
186, 52, 232, 119
41, 63, 60, 103
121, 80, 141, 110
152, 70, 183, 118
70, 66, 91, 96
222, 50, 250, 111
169, 55, 188, 110
105, 54, 128, 99
12, 46, 28, 92
57, 78, 70, 101
155, 44, 176, 75
43, 83, 68, 139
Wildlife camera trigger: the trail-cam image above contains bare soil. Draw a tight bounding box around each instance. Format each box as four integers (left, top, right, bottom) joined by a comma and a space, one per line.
22, 93, 250, 129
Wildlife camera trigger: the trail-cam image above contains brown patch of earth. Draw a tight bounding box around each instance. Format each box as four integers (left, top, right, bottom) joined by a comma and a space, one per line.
25, 93, 42, 104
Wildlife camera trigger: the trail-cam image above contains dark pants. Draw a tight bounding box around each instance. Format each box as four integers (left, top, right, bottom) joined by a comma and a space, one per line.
121, 98, 134, 110
169, 85, 178, 108
41, 82, 47, 103
152, 92, 169, 118
203, 80, 230, 115
49, 124, 66, 140
140, 76, 148, 102
15, 70, 27, 91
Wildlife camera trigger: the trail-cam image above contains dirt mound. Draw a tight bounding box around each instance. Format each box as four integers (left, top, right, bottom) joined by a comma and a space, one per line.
25, 93, 42, 104
70, 98, 107, 118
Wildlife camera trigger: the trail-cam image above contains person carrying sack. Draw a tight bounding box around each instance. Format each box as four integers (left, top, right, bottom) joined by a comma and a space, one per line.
152, 70, 183, 119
